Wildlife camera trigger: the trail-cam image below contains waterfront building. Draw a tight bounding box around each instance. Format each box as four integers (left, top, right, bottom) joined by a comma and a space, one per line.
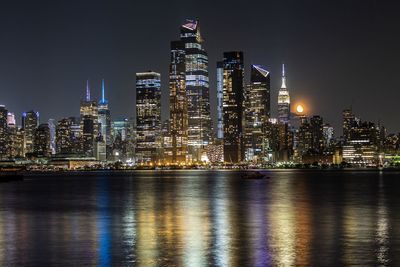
180, 19, 212, 161
22, 110, 39, 156
384, 134, 400, 155
310, 115, 324, 153
265, 119, 293, 162
33, 123, 51, 157
7, 112, 16, 128
297, 117, 313, 158
80, 80, 98, 157
222, 51, 245, 163
56, 117, 76, 155
161, 119, 173, 163
323, 124, 334, 149
244, 64, 271, 162
48, 119, 56, 155
7, 127, 24, 158
345, 120, 379, 165
98, 79, 111, 159
277, 64, 291, 124
112, 119, 130, 143
81, 115, 95, 157
94, 136, 106, 162
277, 122, 293, 162
206, 143, 224, 163
169, 40, 188, 163
0, 105, 8, 159
111, 118, 135, 162
342, 108, 356, 143
216, 61, 224, 140
136, 71, 161, 163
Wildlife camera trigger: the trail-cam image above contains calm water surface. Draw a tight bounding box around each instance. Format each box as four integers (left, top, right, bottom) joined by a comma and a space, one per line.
1, 170, 400, 266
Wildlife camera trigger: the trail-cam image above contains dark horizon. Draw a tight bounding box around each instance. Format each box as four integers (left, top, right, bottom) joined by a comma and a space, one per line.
1, 0, 399, 133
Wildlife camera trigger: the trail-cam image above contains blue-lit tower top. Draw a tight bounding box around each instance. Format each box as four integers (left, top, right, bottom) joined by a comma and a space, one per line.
99, 79, 108, 105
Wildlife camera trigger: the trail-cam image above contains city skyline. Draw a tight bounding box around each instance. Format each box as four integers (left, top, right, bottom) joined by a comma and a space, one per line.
1, 1, 400, 133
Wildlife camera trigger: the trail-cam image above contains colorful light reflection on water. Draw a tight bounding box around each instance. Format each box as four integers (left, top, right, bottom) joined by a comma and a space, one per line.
0, 170, 400, 266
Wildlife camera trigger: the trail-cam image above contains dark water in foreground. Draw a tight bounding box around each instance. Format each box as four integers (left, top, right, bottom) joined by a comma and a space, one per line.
1, 170, 400, 266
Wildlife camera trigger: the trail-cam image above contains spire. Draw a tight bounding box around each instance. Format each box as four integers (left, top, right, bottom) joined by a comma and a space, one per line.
101, 79, 105, 103
86, 79, 91, 101
281, 63, 287, 89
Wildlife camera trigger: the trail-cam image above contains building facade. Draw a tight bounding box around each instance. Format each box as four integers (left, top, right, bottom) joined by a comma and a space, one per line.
180, 19, 212, 161
222, 51, 245, 163
136, 72, 161, 163
0, 105, 8, 159
22, 110, 39, 156
244, 65, 270, 162
80, 80, 98, 158
169, 40, 188, 163
33, 123, 51, 157
216, 61, 224, 140
278, 64, 291, 125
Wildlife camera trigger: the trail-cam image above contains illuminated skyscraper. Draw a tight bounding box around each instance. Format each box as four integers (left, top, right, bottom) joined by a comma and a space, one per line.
180, 19, 211, 160
297, 118, 313, 157
7, 112, 16, 128
323, 124, 334, 149
244, 65, 271, 162
33, 123, 51, 157
169, 40, 188, 163
48, 119, 56, 155
98, 79, 111, 159
222, 51, 244, 163
0, 105, 8, 158
111, 118, 135, 162
56, 117, 76, 155
136, 71, 161, 163
22, 110, 39, 156
278, 64, 291, 124
343, 108, 355, 143
80, 80, 98, 157
216, 61, 224, 140
112, 119, 130, 142
310, 115, 324, 153
7, 127, 24, 158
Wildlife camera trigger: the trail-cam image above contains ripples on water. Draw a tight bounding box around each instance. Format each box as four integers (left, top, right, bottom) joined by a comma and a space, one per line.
0, 170, 400, 266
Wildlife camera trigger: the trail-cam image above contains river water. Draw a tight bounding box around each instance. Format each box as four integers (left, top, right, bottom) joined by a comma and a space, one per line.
0, 170, 399, 266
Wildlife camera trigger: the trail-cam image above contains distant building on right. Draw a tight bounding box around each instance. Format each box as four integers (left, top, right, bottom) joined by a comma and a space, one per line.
278, 64, 291, 125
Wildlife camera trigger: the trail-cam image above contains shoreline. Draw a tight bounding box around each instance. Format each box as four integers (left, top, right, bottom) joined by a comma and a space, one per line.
15, 168, 400, 177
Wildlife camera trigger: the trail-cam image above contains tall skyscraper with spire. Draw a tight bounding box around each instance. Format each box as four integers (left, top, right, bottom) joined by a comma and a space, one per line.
179, 19, 212, 161
80, 80, 98, 157
278, 64, 291, 125
98, 79, 111, 159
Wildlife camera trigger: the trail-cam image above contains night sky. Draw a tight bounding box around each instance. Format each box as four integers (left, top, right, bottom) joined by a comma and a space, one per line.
0, 0, 399, 134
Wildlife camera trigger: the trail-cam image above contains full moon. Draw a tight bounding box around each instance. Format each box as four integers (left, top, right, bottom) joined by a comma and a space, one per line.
296, 104, 304, 113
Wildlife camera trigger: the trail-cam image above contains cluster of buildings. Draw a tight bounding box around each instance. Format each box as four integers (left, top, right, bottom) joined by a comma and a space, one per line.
0, 19, 399, 169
